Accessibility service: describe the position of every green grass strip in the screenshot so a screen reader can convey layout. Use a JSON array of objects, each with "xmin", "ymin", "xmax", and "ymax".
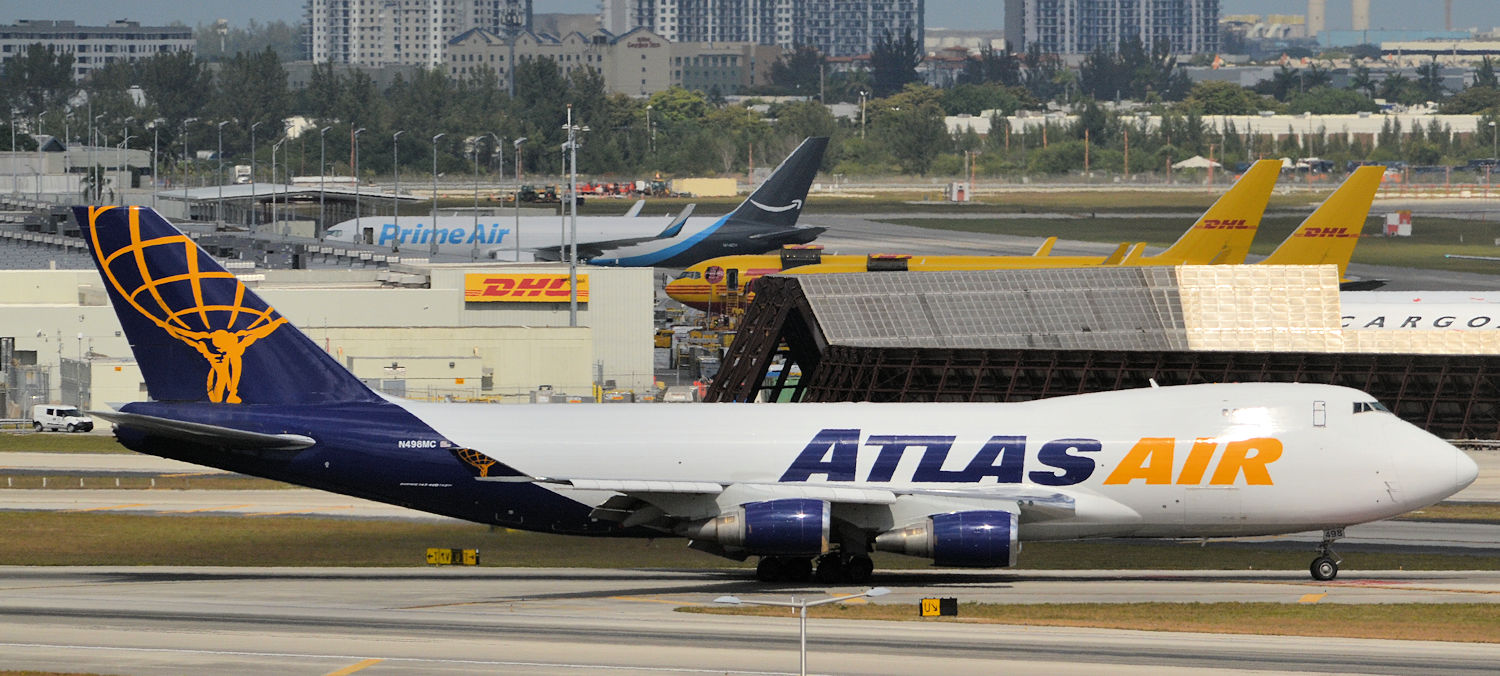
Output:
[{"xmin": 0, "ymin": 434, "xmax": 129, "ymax": 454}]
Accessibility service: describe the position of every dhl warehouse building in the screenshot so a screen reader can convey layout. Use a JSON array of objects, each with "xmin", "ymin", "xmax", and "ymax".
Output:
[{"xmin": 3, "ymin": 230, "xmax": 1500, "ymax": 443}]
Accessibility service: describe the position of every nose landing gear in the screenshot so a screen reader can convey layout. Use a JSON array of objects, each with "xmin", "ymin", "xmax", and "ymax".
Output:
[{"xmin": 1310, "ymin": 527, "xmax": 1344, "ymax": 581}]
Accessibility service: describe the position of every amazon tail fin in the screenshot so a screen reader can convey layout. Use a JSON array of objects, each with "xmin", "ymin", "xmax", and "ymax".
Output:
[
  {"xmin": 1138, "ymin": 159, "xmax": 1281, "ymax": 265},
  {"xmin": 1258, "ymin": 165, "xmax": 1383, "ymax": 281},
  {"xmin": 722, "ymin": 136, "xmax": 828, "ymax": 229},
  {"xmin": 75, "ymin": 205, "xmax": 377, "ymax": 405}
]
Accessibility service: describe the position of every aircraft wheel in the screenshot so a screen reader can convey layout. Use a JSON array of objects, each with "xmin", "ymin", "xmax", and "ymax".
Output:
[
  {"xmin": 755, "ymin": 557, "xmax": 783, "ymax": 582},
  {"xmin": 814, "ymin": 554, "xmax": 846, "ymax": 583},
  {"xmin": 1310, "ymin": 556, "xmax": 1338, "ymax": 581},
  {"xmin": 845, "ymin": 555, "xmax": 874, "ymax": 584},
  {"xmin": 785, "ymin": 557, "xmax": 813, "ymax": 583}
]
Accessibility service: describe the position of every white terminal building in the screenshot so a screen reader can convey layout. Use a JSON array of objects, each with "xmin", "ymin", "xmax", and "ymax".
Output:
[{"xmin": 0, "ymin": 259, "xmax": 654, "ymax": 416}]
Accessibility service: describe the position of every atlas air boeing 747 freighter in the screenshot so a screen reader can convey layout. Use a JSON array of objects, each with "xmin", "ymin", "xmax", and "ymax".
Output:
[{"xmin": 77, "ymin": 205, "xmax": 1474, "ymax": 583}]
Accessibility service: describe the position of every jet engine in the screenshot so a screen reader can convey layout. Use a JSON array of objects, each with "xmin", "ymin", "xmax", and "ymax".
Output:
[
  {"xmin": 874, "ymin": 510, "xmax": 1019, "ymax": 568},
  {"xmin": 683, "ymin": 498, "xmax": 830, "ymax": 556}
]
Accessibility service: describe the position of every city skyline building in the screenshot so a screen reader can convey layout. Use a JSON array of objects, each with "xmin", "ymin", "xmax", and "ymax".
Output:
[
  {"xmin": 0, "ymin": 19, "xmax": 194, "ymax": 80},
  {"xmin": 305, "ymin": 0, "xmax": 532, "ymax": 67},
  {"xmin": 1003, "ymin": 0, "xmax": 1218, "ymax": 55},
  {"xmin": 605, "ymin": 0, "xmax": 923, "ymax": 58}
]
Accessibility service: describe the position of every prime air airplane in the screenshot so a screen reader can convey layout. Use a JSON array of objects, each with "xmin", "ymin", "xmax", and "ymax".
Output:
[
  {"xmin": 78, "ymin": 205, "xmax": 1475, "ymax": 583},
  {"xmin": 322, "ymin": 137, "xmax": 828, "ymax": 268}
]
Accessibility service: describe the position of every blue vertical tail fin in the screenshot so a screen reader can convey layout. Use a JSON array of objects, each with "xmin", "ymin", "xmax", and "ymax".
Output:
[
  {"xmin": 76, "ymin": 205, "xmax": 379, "ymax": 404},
  {"xmin": 723, "ymin": 136, "xmax": 828, "ymax": 229}
]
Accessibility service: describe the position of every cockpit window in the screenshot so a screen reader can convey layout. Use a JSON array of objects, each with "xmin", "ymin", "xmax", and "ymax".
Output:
[
  {"xmin": 674, "ymin": 270, "xmax": 702, "ymax": 280},
  {"xmin": 1353, "ymin": 401, "xmax": 1390, "ymax": 414}
]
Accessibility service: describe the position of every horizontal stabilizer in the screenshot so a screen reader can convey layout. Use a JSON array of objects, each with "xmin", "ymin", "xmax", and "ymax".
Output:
[{"xmin": 90, "ymin": 409, "xmax": 316, "ymax": 451}]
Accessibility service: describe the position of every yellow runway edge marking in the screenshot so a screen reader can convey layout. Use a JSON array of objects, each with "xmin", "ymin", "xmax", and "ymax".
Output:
[
  {"xmin": 323, "ymin": 657, "xmax": 383, "ymax": 676},
  {"xmin": 1298, "ymin": 593, "xmax": 1327, "ymax": 604},
  {"xmin": 65, "ymin": 503, "xmax": 149, "ymax": 513}
]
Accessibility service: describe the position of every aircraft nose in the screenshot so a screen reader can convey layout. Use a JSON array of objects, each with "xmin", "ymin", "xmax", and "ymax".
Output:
[{"xmin": 1456, "ymin": 447, "xmax": 1479, "ymax": 492}]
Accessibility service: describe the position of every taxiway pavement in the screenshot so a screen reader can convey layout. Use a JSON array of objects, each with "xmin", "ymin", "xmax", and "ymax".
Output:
[{"xmin": 2, "ymin": 567, "xmax": 1499, "ymax": 675}]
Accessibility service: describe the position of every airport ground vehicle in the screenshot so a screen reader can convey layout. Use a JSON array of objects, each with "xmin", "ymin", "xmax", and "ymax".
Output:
[
  {"xmin": 31, "ymin": 404, "xmax": 93, "ymax": 432},
  {"xmin": 75, "ymin": 204, "xmax": 1475, "ymax": 583}
]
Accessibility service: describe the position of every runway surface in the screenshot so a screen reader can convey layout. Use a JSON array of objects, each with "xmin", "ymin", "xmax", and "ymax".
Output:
[{"xmin": 2, "ymin": 567, "xmax": 1499, "ymax": 675}]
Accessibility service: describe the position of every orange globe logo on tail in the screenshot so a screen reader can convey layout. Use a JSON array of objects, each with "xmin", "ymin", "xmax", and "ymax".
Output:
[{"xmin": 87, "ymin": 206, "xmax": 287, "ymax": 404}]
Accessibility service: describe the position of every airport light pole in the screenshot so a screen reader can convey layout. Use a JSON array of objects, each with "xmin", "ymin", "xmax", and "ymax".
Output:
[
  {"xmin": 431, "ymin": 132, "xmax": 444, "ymax": 256},
  {"xmin": 36, "ymin": 110, "xmax": 47, "ymax": 201},
  {"xmin": 860, "ymin": 90, "xmax": 870, "ymax": 139},
  {"xmin": 470, "ymin": 137, "xmax": 480, "ymax": 260},
  {"xmin": 117, "ymin": 131, "xmax": 134, "ymax": 206},
  {"xmin": 249, "ymin": 121, "xmax": 262, "ymax": 223},
  {"xmin": 392, "ymin": 130, "xmax": 404, "ymax": 252},
  {"xmin": 714, "ymin": 588, "xmax": 889, "ymax": 676},
  {"xmin": 216, "ymin": 121, "xmax": 229, "ymax": 223},
  {"xmin": 318, "ymin": 126, "xmax": 329, "ymax": 238},
  {"xmin": 562, "ymin": 107, "xmax": 589, "ymax": 327},
  {"xmin": 353, "ymin": 127, "xmax": 366, "ymax": 222},
  {"xmin": 150, "ymin": 119, "xmax": 162, "ymax": 210},
  {"xmin": 180, "ymin": 117, "xmax": 197, "ymax": 218},
  {"xmin": 271, "ymin": 137, "xmax": 285, "ymax": 228},
  {"xmin": 645, "ymin": 104, "xmax": 652, "ymax": 154},
  {"xmin": 512, "ymin": 136, "xmax": 526, "ymax": 262}
]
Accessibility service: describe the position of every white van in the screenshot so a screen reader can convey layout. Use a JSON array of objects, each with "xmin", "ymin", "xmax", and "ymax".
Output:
[{"xmin": 31, "ymin": 405, "xmax": 94, "ymax": 433}]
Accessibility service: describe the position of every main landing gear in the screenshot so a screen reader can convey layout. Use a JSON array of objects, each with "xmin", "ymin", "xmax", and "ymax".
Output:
[
  {"xmin": 1309, "ymin": 527, "xmax": 1344, "ymax": 581},
  {"xmin": 755, "ymin": 553, "xmax": 875, "ymax": 583}
]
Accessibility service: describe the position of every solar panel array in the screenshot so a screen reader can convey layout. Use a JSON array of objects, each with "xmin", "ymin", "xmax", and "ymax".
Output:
[{"xmin": 793, "ymin": 268, "xmax": 1191, "ymax": 351}]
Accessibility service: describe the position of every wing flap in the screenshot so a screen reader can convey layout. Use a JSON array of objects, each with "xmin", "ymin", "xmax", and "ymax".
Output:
[{"xmin": 90, "ymin": 410, "xmax": 316, "ymax": 451}]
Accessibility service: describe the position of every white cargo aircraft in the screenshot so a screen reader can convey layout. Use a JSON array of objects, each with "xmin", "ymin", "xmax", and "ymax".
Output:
[
  {"xmin": 1342, "ymin": 291, "xmax": 1500, "ymax": 330},
  {"xmin": 77, "ymin": 205, "xmax": 1478, "ymax": 584}
]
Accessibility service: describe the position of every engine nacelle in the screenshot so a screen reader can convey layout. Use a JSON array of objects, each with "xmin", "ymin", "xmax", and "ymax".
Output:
[
  {"xmin": 684, "ymin": 498, "xmax": 830, "ymax": 556},
  {"xmin": 874, "ymin": 510, "xmax": 1019, "ymax": 568}
]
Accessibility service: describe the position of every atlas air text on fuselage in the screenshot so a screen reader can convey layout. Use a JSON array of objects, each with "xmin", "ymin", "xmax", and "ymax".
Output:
[
  {"xmin": 779, "ymin": 429, "xmax": 1283, "ymax": 486},
  {"xmin": 378, "ymin": 223, "xmax": 510, "ymax": 247}
]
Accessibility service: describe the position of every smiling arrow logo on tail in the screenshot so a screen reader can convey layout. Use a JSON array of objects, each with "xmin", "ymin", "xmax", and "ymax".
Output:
[{"xmin": 749, "ymin": 199, "xmax": 803, "ymax": 213}]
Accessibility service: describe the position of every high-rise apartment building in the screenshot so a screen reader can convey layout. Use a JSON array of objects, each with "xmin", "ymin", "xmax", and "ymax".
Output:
[
  {"xmin": 306, "ymin": 0, "xmax": 532, "ymax": 67},
  {"xmin": 0, "ymin": 20, "xmax": 194, "ymax": 80},
  {"xmin": 608, "ymin": 0, "xmax": 922, "ymax": 58},
  {"xmin": 1003, "ymin": 0, "xmax": 1218, "ymax": 55}
]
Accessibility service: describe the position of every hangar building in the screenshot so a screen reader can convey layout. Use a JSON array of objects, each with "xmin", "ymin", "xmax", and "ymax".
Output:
[{"xmin": 709, "ymin": 266, "xmax": 1500, "ymax": 441}]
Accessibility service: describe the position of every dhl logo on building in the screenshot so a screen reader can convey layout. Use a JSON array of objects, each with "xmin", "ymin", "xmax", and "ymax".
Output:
[
  {"xmin": 1198, "ymin": 218, "xmax": 1251, "ymax": 229},
  {"xmin": 464, "ymin": 274, "xmax": 589, "ymax": 303},
  {"xmin": 1295, "ymin": 227, "xmax": 1357, "ymax": 238}
]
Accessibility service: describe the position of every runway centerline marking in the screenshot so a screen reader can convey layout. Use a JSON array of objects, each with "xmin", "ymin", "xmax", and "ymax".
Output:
[
  {"xmin": 0, "ymin": 641, "xmax": 792, "ymax": 674},
  {"xmin": 65, "ymin": 503, "xmax": 148, "ymax": 512},
  {"xmin": 1298, "ymin": 593, "xmax": 1327, "ymax": 604},
  {"xmin": 324, "ymin": 657, "xmax": 383, "ymax": 675}
]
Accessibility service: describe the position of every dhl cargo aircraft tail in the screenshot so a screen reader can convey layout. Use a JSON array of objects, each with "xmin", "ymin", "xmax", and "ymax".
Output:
[
  {"xmin": 1135, "ymin": 158, "xmax": 1282, "ymax": 266},
  {"xmin": 1258, "ymin": 165, "xmax": 1383, "ymax": 282}
]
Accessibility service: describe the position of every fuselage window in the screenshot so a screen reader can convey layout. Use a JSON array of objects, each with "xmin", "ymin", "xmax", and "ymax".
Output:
[{"xmin": 1353, "ymin": 401, "xmax": 1390, "ymax": 414}]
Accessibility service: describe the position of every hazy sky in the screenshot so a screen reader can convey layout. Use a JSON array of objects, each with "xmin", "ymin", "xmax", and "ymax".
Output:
[{"xmin": 0, "ymin": 1, "xmax": 1494, "ymax": 33}]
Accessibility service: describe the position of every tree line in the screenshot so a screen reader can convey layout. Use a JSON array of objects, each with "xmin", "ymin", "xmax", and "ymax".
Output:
[{"xmin": 2, "ymin": 34, "xmax": 1499, "ymax": 181}]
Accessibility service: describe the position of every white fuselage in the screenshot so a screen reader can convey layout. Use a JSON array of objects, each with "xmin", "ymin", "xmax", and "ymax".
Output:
[
  {"xmin": 324, "ymin": 213, "xmax": 686, "ymax": 260},
  {"xmin": 394, "ymin": 382, "xmax": 1474, "ymax": 541},
  {"xmin": 1342, "ymin": 291, "xmax": 1500, "ymax": 330}
]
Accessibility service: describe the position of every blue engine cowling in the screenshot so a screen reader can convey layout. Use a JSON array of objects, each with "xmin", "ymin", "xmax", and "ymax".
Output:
[
  {"xmin": 706, "ymin": 498, "xmax": 830, "ymax": 556},
  {"xmin": 874, "ymin": 510, "xmax": 1019, "ymax": 568}
]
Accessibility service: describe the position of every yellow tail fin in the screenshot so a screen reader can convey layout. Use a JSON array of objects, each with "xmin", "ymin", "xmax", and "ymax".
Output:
[
  {"xmin": 1100, "ymin": 242, "xmax": 1131, "ymax": 265},
  {"xmin": 1139, "ymin": 159, "xmax": 1282, "ymax": 265},
  {"xmin": 1034, "ymin": 236, "xmax": 1058, "ymax": 256},
  {"xmin": 1258, "ymin": 165, "xmax": 1383, "ymax": 281}
]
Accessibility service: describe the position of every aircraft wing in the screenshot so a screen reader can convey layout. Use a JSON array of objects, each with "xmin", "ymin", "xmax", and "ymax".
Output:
[{"xmin": 478, "ymin": 475, "xmax": 1082, "ymax": 522}]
